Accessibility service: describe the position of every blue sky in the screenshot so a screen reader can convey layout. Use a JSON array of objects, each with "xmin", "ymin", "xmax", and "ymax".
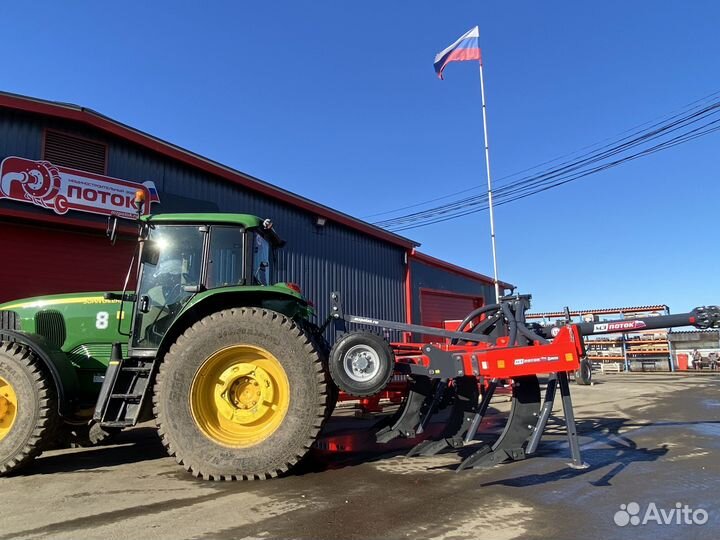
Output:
[{"xmin": 1, "ymin": 1, "xmax": 719, "ymax": 313}]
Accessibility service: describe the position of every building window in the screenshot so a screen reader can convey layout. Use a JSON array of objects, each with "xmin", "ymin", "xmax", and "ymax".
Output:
[{"xmin": 42, "ymin": 129, "xmax": 107, "ymax": 174}]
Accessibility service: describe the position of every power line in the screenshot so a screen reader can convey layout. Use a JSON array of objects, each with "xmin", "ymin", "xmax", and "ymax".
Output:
[
  {"xmin": 368, "ymin": 89, "xmax": 720, "ymax": 225},
  {"xmin": 389, "ymin": 118, "xmax": 720, "ymax": 232},
  {"xmin": 374, "ymin": 95, "xmax": 720, "ymax": 231},
  {"xmin": 379, "ymin": 100, "xmax": 720, "ymax": 227}
]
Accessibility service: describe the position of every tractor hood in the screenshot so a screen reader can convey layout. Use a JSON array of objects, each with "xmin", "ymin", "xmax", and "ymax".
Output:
[
  {"xmin": 0, "ymin": 283, "xmax": 313, "ymax": 353},
  {"xmin": 0, "ymin": 291, "xmax": 131, "ymax": 353},
  {"xmin": 0, "ymin": 291, "xmax": 123, "ymax": 313}
]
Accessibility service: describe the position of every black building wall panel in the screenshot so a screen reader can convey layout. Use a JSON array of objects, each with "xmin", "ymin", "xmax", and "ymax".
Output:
[
  {"xmin": 410, "ymin": 259, "xmax": 495, "ymax": 325},
  {"xmin": 0, "ymin": 110, "xmax": 42, "ymax": 160},
  {"xmin": 0, "ymin": 110, "xmax": 406, "ymax": 336}
]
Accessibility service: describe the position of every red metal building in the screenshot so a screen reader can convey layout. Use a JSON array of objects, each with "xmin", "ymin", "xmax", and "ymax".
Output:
[{"xmin": 0, "ymin": 91, "xmax": 511, "ymax": 330}]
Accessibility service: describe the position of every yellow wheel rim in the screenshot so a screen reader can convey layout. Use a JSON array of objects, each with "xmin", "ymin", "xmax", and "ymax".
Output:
[
  {"xmin": 0, "ymin": 376, "xmax": 18, "ymax": 442},
  {"xmin": 190, "ymin": 345, "xmax": 290, "ymax": 448}
]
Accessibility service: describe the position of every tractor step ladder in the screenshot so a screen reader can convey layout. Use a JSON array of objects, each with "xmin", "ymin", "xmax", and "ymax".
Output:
[{"xmin": 93, "ymin": 343, "xmax": 156, "ymax": 427}]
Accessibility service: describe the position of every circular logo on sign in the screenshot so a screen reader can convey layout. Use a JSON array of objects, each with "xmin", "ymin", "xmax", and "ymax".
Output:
[{"xmin": 54, "ymin": 194, "xmax": 69, "ymax": 215}]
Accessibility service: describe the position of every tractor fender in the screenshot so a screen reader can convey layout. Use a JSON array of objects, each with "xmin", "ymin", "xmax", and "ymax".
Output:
[
  {"xmin": 157, "ymin": 290, "xmax": 311, "ymax": 359},
  {"xmin": 131, "ymin": 290, "xmax": 311, "ymax": 424},
  {"xmin": 0, "ymin": 329, "xmax": 80, "ymax": 417}
]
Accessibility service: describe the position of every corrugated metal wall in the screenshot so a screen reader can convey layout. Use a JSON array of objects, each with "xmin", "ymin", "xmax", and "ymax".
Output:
[
  {"xmin": 0, "ymin": 110, "xmax": 407, "ymax": 336},
  {"xmin": 410, "ymin": 259, "xmax": 495, "ymax": 325},
  {"xmin": 0, "ymin": 109, "xmax": 42, "ymax": 163},
  {"xmin": 0, "ymin": 220, "xmax": 136, "ymax": 302}
]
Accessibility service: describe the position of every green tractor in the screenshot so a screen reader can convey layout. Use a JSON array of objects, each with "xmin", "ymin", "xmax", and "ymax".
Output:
[{"xmin": 0, "ymin": 211, "xmax": 335, "ymax": 480}]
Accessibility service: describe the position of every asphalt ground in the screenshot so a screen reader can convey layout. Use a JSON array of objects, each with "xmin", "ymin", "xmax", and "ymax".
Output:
[{"xmin": 1, "ymin": 373, "xmax": 719, "ymax": 540}]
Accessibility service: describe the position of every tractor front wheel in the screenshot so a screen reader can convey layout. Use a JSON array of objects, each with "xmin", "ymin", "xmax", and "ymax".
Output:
[
  {"xmin": 153, "ymin": 308, "xmax": 329, "ymax": 480},
  {"xmin": 0, "ymin": 342, "xmax": 60, "ymax": 475}
]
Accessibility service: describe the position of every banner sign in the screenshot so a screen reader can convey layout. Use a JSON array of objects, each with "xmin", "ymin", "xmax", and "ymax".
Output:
[
  {"xmin": 593, "ymin": 320, "xmax": 647, "ymax": 333},
  {"xmin": 0, "ymin": 156, "xmax": 160, "ymax": 219}
]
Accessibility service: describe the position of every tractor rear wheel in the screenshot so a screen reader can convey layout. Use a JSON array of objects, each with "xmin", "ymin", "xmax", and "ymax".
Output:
[
  {"xmin": 153, "ymin": 308, "xmax": 329, "ymax": 480},
  {"xmin": 0, "ymin": 342, "xmax": 60, "ymax": 475},
  {"xmin": 300, "ymin": 320, "xmax": 338, "ymax": 418}
]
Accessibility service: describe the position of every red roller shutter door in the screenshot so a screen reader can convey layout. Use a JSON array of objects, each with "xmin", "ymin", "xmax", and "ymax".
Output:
[
  {"xmin": 420, "ymin": 289, "xmax": 484, "ymax": 342},
  {"xmin": 0, "ymin": 221, "xmax": 135, "ymax": 304}
]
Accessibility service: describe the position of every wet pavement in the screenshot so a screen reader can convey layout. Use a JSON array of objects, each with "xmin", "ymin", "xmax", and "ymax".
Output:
[{"xmin": 1, "ymin": 373, "xmax": 719, "ymax": 540}]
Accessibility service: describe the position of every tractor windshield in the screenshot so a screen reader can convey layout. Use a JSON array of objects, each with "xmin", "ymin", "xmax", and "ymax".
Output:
[{"xmin": 132, "ymin": 225, "xmax": 204, "ymax": 349}]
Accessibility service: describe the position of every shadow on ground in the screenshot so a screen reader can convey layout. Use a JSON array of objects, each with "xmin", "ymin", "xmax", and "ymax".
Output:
[
  {"xmin": 16, "ymin": 411, "xmax": 720, "ymax": 484},
  {"xmin": 16, "ymin": 427, "xmax": 167, "ymax": 476}
]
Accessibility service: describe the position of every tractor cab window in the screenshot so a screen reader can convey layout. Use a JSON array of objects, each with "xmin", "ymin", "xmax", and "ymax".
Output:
[
  {"xmin": 132, "ymin": 225, "xmax": 205, "ymax": 350},
  {"xmin": 252, "ymin": 233, "xmax": 271, "ymax": 286},
  {"xmin": 207, "ymin": 227, "xmax": 245, "ymax": 288}
]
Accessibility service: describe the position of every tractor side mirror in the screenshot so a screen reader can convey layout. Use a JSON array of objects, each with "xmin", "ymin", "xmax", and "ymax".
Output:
[
  {"xmin": 141, "ymin": 240, "xmax": 161, "ymax": 266},
  {"xmin": 183, "ymin": 284, "xmax": 204, "ymax": 293},
  {"xmin": 106, "ymin": 216, "xmax": 118, "ymax": 246}
]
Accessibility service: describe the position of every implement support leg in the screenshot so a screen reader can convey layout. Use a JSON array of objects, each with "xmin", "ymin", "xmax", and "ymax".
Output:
[{"xmin": 557, "ymin": 371, "xmax": 589, "ymax": 470}]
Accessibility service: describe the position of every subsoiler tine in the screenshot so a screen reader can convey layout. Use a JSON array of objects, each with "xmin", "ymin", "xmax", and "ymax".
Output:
[
  {"xmin": 375, "ymin": 376, "xmax": 433, "ymax": 444},
  {"xmin": 526, "ymin": 375, "xmax": 557, "ymax": 455},
  {"xmin": 456, "ymin": 375, "xmax": 541, "ymax": 471},
  {"xmin": 407, "ymin": 376, "xmax": 479, "ymax": 457},
  {"xmin": 464, "ymin": 379, "xmax": 498, "ymax": 444},
  {"xmin": 416, "ymin": 379, "xmax": 448, "ymax": 435},
  {"xmin": 406, "ymin": 438, "xmax": 451, "ymax": 458}
]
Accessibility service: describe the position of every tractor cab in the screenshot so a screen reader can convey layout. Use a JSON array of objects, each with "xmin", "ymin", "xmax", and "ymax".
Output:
[{"xmin": 129, "ymin": 213, "xmax": 285, "ymax": 350}]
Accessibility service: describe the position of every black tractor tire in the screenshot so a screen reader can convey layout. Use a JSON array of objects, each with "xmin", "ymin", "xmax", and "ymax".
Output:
[
  {"xmin": 0, "ymin": 341, "xmax": 61, "ymax": 475},
  {"xmin": 328, "ymin": 332, "xmax": 395, "ymax": 397},
  {"xmin": 324, "ymin": 376, "xmax": 340, "ymax": 418},
  {"xmin": 299, "ymin": 320, "xmax": 338, "ymax": 418},
  {"xmin": 153, "ymin": 308, "xmax": 329, "ymax": 481},
  {"xmin": 575, "ymin": 357, "xmax": 593, "ymax": 386}
]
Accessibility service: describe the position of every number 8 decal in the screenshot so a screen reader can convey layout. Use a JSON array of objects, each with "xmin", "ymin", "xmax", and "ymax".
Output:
[{"xmin": 96, "ymin": 311, "xmax": 109, "ymax": 330}]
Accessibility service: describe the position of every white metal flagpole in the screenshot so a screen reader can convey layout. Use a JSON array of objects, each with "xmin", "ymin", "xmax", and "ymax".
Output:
[{"xmin": 477, "ymin": 60, "xmax": 501, "ymax": 302}]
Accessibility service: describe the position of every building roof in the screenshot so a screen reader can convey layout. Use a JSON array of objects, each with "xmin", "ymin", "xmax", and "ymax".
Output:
[
  {"xmin": 0, "ymin": 91, "xmax": 418, "ymax": 249},
  {"xmin": 527, "ymin": 304, "xmax": 669, "ymax": 319},
  {"xmin": 411, "ymin": 250, "xmax": 514, "ymax": 290}
]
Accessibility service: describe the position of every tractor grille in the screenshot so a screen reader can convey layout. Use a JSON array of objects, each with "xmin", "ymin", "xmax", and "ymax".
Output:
[{"xmin": 35, "ymin": 310, "xmax": 67, "ymax": 348}]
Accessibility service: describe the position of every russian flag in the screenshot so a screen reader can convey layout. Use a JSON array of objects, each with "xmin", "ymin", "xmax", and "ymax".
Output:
[
  {"xmin": 143, "ymin": 181, "xmax": 161, "ymax": 204},
  {"xmin": 434, "ymin": 26, "xmax": 481, "ymax": 80}
]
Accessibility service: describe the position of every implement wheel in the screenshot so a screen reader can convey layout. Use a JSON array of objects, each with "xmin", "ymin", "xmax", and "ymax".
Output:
[
  {"xmin": 328, "ymin": 332, "xmax": 394, "ymax": 397},
  {"xmin": 0, "ymin": 342, "xmax": 60, "ymax": 475},
  {"xmin": 575, "ymin": 357, "xmax": 593, "ymax": 386},
  {"xmin": 153, "ymin": 308, "xmax": 329, "ymax": 480}
]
